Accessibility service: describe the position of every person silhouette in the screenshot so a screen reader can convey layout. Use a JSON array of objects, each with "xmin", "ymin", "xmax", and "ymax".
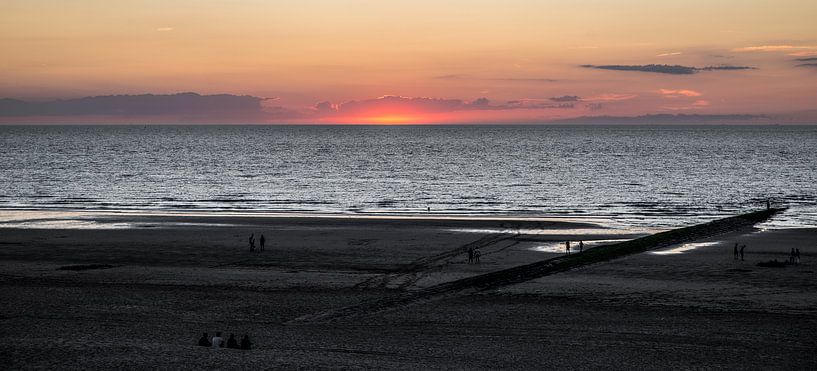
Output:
[
  {"xmin": 733, "ymin": 243, "xmax": 739, "ymax": 260},
  {"xmin": 241, "ymin": 334, "xmax": 253, "ymax": 350},
  {"xmin": 790, "ymin": 248, "xmax": 796, "ymax": 264},
  {"xmin": 795, "ymin": 248, "xmax": 801, "ymax": 264},
  {"xmin": 740, "ymin": 245, "xmax": 746, "ymax": 261},
  {"xmin": 579, "ymin": 241, "xmax": 584, "ymax": 253},
  {"xmin": 766, "ymin": 199, "xmax": 771, "ymax": 210},
  {"xmin": 226, "ymin": 333, "xmax": 239, "ymax": 348},
  {"xmin": 212, "ymin": 332, "xmax": 224, "ymax": 348},
  {"xmin": 475, "ymin": 249, "xmax": 481, "ymax": 264},
  {"xmin": 249, "ymin": 234, "xmax": 255, "ymax": 252},
  {"xmin": 198, "ymin": 332, "xmax": 211, "ymax": 347},
  {"xmin": 467, "ymin": 247, "xmax": 474, "ymax": 264},
  {"xmin": 260, "ymin": 234, "xmax": 265, "ymax": 252},
  {"xmin": 566, "ymin": 240, "xmax": 571, "ymax": 255}
]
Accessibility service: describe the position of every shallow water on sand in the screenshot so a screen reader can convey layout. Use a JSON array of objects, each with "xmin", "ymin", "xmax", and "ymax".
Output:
[{"xmin": 1, "ymin": 125, "xmax": 815, "ymax": 228}]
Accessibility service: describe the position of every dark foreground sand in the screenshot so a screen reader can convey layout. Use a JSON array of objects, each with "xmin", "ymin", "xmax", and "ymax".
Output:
[{"xmin": 1, "ymin": 212, "xmax": 815, "ymax": 369}]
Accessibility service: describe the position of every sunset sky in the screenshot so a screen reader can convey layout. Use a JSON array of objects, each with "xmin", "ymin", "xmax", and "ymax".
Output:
[{"xmin": 2, "ymin": 0, "xmax": 817, "ymax": 123}]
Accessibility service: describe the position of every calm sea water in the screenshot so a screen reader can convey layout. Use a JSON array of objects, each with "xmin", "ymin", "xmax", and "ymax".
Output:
[{"xmin": 1, "ymin": 125, "xmax": 815, "ymax": 227}]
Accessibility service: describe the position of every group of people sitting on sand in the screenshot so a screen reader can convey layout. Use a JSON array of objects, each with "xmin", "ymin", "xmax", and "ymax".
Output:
[
  {"xmin": 467, "ymin": 247, "xmax": 481, "ymax": 264},
  {"xmin": 249, "ymin": 233, "xmax": 266, "ymax": 252},
  {"xmin": 565, "ymin": 240, "xmax": 584, "ymax": 254},
  {"xmin": 198, "ymin": 332, "xmax": 252, "ymax": 350}
]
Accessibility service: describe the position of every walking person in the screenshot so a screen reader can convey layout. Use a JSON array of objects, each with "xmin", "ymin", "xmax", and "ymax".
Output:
[
  {"xmin": 259, "ymin": 234, "xmax": 265, "ymax": 252},
  {"xmin": 740, "ymin": 245, "xmax": 746, "ymax": 261}
]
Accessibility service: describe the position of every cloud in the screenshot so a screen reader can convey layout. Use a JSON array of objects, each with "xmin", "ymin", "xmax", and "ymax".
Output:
[
  {"xmin": 584, "ymin": 93, "xmax": 637, "ymax": 102},
  {"xmin": 797, "ymin": 63, "xmax": 817, "ymax": 68},
  {"xmin": 789, "ymin": 51, "xmax": 817, "ymax": 57},
  {"xmin": 551, "ymin": 114, "xmax": 766, "ymax": 124},
  {"xmin": 581, "ymin": 64, "xmax": 755, "ymax": 75},
  {"xmin": 733, "ymin": 45, "xmax": 817, "ymax": 52},
  {"xmin": 656, "ymin": 52, "xmax": 682, "ymax": 57},
  {"xmin": 795, "ymin": 57, "xmax": 817, "ymax": 62},
  {"xmin": 0, "ymin": 93, "xmax": 265, "ymax": 120},
  {"xmin": 312, "ymin": 95, "xmax": 578, "ymax": 117},
  {"xmin": 659, "ymin": 89, "xmax": 703, "ymax": 97},
  {"xmin": 491, "ymin": 77, "xmax": 558, "ymax": 83},
  {"xmin": 549, "ymin": 95, "xmax": 581, "ymax": 102},
  {"xmin": 433, "ymin": 74, "xmax": 467, "ymax": 80},
  {"xmin": 156, "ymin": 27, "xmax": 174, "ymax": 32}
]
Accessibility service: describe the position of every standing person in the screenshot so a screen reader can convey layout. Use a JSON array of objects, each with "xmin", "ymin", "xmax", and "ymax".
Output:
[
  {"xmin": 740, "ymin": 245, "xmax": 746, "ymax": 261},
  {"xmin": 566, "ymin": 240, "xmax": 571, "ymax": 255},
  {"xmin": 467, "ymin": 247, "xmax": 474, "ymax": 264},
  {"xmin": 259, "ymin": 234, "xmax": 265, "ymax": 252},
  {"xmin": 212, "ymin": 332, "xmax": 224, "ymax": 348},
  {"xmin": 241, "ymin": 334, "xmax": 252, "ymax": 350},
  {"xmin": 790, "ymin": 248, "xmax": 796, "ymax": 264},
  {"xmin": 795, "ymin": 248, "xmax": 801, "ymax": 265},
  {"xmin": 766, "ymin": 199, "xmax": 771, "ymax": 210},
  {"xmin": 475, "ymin": 249, "xmax": 481, "ymax": 264},
  {"xmin": 249, "ymin": 234, "xmax": 255, "ymax": 252},
  {"xmin": 579, "ymin": 241, "xmax": 584, "ymax": 253},
  {"xmin": 226, "ymin": 334, "xmax": 239, "ymax": 348},
  {"xmin": 733, "ymin": 243, "xmax": 739, "ymax": 260},
  {"xmin": 198, "ymin": 332, "xmax": 211, "ymax": 347}
]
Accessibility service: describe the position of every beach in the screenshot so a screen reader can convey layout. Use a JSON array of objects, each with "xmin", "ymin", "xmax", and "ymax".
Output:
[{"xmin": 1, "ymin": 211, "xmax": 816, "ymax": 369}]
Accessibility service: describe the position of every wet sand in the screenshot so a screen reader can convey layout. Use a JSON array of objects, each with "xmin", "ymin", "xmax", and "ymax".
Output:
[{"xmin": 1, "ymin": 213, "xmax": 815, "ymax": 369}]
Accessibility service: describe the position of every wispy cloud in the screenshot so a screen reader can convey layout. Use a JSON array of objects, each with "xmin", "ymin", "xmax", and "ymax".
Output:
[
  {"xmin": 797, "ymin": 63, "xmax": 817, "ymax": 68},
  {"xmin": 733, "ymin": 45, "xmax": 817, "ymax": 52},
  {"xmin": 790, "ymin": 51, "xmax": 817, "ymax": 57},
  {"xmin": 581, "ymin": 64, "xmax": 755, "ymax": 75},
  {"xmin": 549, "ymin": 95, "xmax": 581, "ymax": 102},
  {"xmin": 584, "ymin": 93, "xmax": 637, "ymax": 102},
  {"xmin": 656, "ymin": 52, "xmax": 682, "ymax": 57},
  {"xmin": 491, "ymin": 77, "xmax": 558, "ymax": 83},
  {"xmin": 433, "ymin": 74, "xmax": 467, "ymax": 80},
  {"xmin": 156, "ymin": 27, "xmax": 174, "ymax": 32},
  {"xmin": 659, "ymin": 89, "xmax": 703, "ymax": 97}
]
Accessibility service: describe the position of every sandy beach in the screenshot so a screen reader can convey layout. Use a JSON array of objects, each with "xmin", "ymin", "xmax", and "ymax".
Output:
[{"xmin": 1, "ymin": 211, "xmax": 815, "ymax": 369}]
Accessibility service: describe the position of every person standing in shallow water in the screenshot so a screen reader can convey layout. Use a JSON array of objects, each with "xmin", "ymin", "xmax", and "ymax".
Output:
[
  {"xmin": 740, "ymin": 245, "xmax": 746, "ymax": 261},
  {"xmin": 211, "ymin": 332, "xmax": 224, "ymax": 348},
  {"xmin": 226, "ymin": 334, "xmax": 239, "ymax": 348},
  {"xmin": 198, "ymin": 332, "xmax": 211, "ymax": 347},
  {"xmin": 249, "ymin": 234, "xmax": 255, "ymax": 252},
  {"xmin": 467, "ymin": 247, "xmax": 474, "ymax": 264},
  {"xmin": 241, "ymin": 334, "xmax": 252, "ymax": 350},
  {"xmin": 565, "ymin": 240, "xmax": 571, "ymax": 255},
  {"xmin": 579, "ymin": 241, "xmax": 584, "ymax": 253},
  {"xmin": 259, "ymin": 234, "xmax": 265, "ymax": 252}
]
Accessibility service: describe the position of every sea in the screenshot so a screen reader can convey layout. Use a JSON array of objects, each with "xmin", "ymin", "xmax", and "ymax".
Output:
[{"xmin": 1, "ymin": 124, "xmax": 815, "ymax": 228}]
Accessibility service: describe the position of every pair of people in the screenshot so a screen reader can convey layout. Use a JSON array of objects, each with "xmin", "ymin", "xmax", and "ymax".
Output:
[
  {"xmin": 249, "ymin": 233, "xmax": 266, "ymax": 252},
  {"xmin": 789, "ymin": 248, "xmax": 801, "ymax": 264},
  {"xmin": 733, "ymin": 243, "xmax": 747, "ymax": 261},
  {"xmin": 198, "ymin": 332, "xmax": 252, "ymax": 350},
  {"xmin": 565, "ymin": 241, "xmax": 583, "ymax": 254},
  {"xmin": 467, "ymin": 247, "xmax": 481, "ymax": 264}
]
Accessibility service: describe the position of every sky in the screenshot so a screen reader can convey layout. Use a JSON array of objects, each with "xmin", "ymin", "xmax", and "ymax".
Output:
[{"xmin": 1, "ymin": 0, "xmax": 817, "ymax": 123}]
